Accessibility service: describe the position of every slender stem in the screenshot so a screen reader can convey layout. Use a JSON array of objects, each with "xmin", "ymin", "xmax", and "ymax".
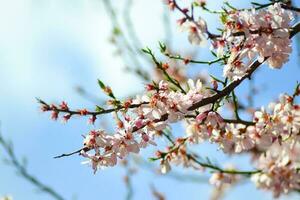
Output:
[
  {"xmin": 187, "ymin": 155, "xmax": 261, "ymax": 176},
  {"xmin": 143, "ymin": 48, "xmax": 186, "ymax": 94},
  {"xmin": 161, "ymin": 131, "xmax": 175, "ymax": 145},
  {"xmin": 232, "ymin": 90, "xmax": 241, "ymax": 120},
  {"xmin": 38, "ymin": 98, "xmax": 147, "ymax": 117},
  {"xmin": 163, "ymin": 52, "xmax": 226, "ymax": 65},
  {"xmin": 172, "ymin": 0, "xmax": 218, "ymax": 39},
  {"xmin": 157, "ymin": 132, "xmax": 260, "ymax": 176}
]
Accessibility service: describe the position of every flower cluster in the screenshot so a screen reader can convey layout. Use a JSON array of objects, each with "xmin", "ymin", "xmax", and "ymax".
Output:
[
  {"xmin": 186, "ymin": 94, "xmax": 300, "ymax": 153},
  {"xmin": 38, "ymin": 0, "xmax": 300, "ymax": 198},
  {"xmin": 209, "ymin": 170, "xmax": 238, "ymax": 189},
  {"xmin": 80, "ymin": 79, "xmax": 212, "ymax": 172},
  {"xmin": 156, "ymin": 138, "xmax": 202, "ymax": 174},
  {"xmin": 186, "ymin": 112, "xmax": 255, "ymax": 153},
  {"xmin": 209, "ymin": 169, "xmax": 239, "ymax": 200},
  {"xmin": 180, "ymin": 18, "xmax": 208, "ymax": 46},
  {"xmin": 251, "ymin": 142, "xmax": 300, "ymax": 198},
  {"xmin": 212, "ymin": 3, "xmax": 294, "ymax": 79}
]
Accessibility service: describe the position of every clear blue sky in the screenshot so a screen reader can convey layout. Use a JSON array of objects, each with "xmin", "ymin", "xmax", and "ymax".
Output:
[{"xmin": 0, "ymin": 0, "xmax": 299, "ymax": 199}]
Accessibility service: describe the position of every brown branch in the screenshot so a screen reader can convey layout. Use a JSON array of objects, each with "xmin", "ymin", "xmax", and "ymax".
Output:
[
  {"xmin": 39, "ymin": 23, "xmax": 300, "ymax": 121},
  {"xmin": 53, "ymin": 147, "xmax": 89, "ymax": 159},
  {"xmin": 188, "ymin": 58, "xmax": 263, "ymax": 111}
]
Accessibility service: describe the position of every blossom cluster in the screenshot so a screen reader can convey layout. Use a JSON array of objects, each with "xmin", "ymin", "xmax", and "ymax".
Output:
[
  {"xmin": 80, "ymin": 79, "xmax": 213, "ymax": 172},
  {"xmin": 186, "ymin": 94, "xmax": 300, "ymax": 153},
  {"xmin": 214, "ymin": 3, "xmax": 294, "ymax": 79},
  {"xmin": 251, "ymin": 142, "xmax": 300, "ymax": 197},
  {"xmin": 175, "ymin": 2, "xmax": 294, "ymax": 80},
  {"xmin": 38, "ymin": 0, "xmax": 300, "ymax": 198},
  {"xmin": 185, "ymin": 93, "xmax": 300, "ymax": 196}
]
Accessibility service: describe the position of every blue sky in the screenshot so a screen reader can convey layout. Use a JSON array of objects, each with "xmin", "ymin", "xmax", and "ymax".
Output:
[{"xmin": 0, "ymin": 0, "xmax": 299, "ymax": 199}]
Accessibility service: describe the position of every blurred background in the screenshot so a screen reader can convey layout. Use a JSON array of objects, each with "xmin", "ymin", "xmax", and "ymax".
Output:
[{"xmin": 0, "ymin": 0, "xmax": 299, "ymax": 199}]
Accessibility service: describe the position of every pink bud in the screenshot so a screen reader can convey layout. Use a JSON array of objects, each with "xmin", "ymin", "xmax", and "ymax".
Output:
[
  {"xmin": 59, "ymin": 101, "xmax": 69, "ymax": 110},
  {"xmin": 135, "ymin": 119, "xmax": 144, "ymax": 129},
  {"xmin": 145, "ymin": 84, "xmax": 155, "ymax": 91},
  {"xmin": 51, "ymin": 111, "xmax": 59, "ymax": 120},
  {"xmin": 63, "ymin": 114, "xmax": 71, "ymax": 122},
  {"xmin": 196, "ymin": 112, "xmax": 208, "ymax": 123},
  {"xmin": 142, "ymin": 133, "xmax": 149, "ymax": 142},
  {"xmin": 212, "ymin": 80, "xmax": 218, "ymax": 90},
  {"xmin": 88, "ymin": 115, "xmax": 97, "ymax": 124}
]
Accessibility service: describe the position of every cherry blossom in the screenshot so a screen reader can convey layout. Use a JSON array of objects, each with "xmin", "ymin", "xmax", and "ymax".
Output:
[
  {"xmin": 38, "ymin": 0, "xmax": 300, "ymax": 198},
  {"xmin": 214, "ymin": 3, "xmax": 294, "ymax": 80},
  {"xmin": 251, "ymin": 143, "xmax": 300, "ymax": 198}
]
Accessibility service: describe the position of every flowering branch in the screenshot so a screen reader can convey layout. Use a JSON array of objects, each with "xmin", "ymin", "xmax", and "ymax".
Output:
[
  {"xmin": 153, "ymin": 133, "xmax": 260, "ymax": 176},
  {"xmin": 39, "ymin": 1, "xmax": 300, "ymax": 198},
  {"xmin": 37, "ymin": 98, "xmax": 147, "ymax": 123},
  {"xmin": 159, "ymin": 42, "xmax": 227, "ymax": 65}
]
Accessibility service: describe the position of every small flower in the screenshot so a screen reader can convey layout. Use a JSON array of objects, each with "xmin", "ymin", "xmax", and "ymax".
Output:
[
  {"xmin": 162, "ymin": 63, "xmax": 169, "ymax": 70},
  {"xmin": 59, "ymin": 101, "xmax": 69, "ymax": 110},
  {"xmin": 62, "ymin": 114, "xmax": 71, "ymax": 122},
  {"xmin": 160, "ymin": 159, "xmax": 171, "ymax": 174},
  {"xmin": 196, "ymin": 111, "xmax": 208, "ymax": 123},
  {"xmin": 88, "ymin": 115, "xmax": 97, "ymax": 124},
  {"xmin": 209, "ymin": 172, "xmax": 236, "ymax": 188},
  {"xmin": 51, "ymin": 111, "xmax": 59, "ymax": 120}
]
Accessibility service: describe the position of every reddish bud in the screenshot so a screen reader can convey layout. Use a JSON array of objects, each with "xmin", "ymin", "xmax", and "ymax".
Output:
[
  {"xmin": 182, "ymin": 8, "xmax": 189, "ymax": 14},
  {"xmin": 104, "ymin": 86, "xmax": 112, "ymax": 95},
  {"xmin": 78, "ymin": 109, "xmax": 88, "ymax": 115},
  {"xmin": 146, "ymin": 84, "xmax": 155, "ymax": 91},
  {"xmin": 233, "ymin": 60, "xmax": 242, "ymax": 68},
  {"xmin": 190, "ymin": 26, "xmax": 197, "ymax": 33},
  {"xmin": 162, "ymin": 63, "xmax": 169, "ymax": 70},
  {"xmin": 63, "ymin": 114, "xmax": 71, "ymax": 122},
  {"xmin": 212, "ymin": 80, "xmax": 218, "ymax": 90},
  {"xmin": 88, "ymin": 115, "xmax": 97, "ymax": 124},
  {"xmin": 123, "ymin": 99, "xmax": 133, "ymax": 109},
  {"xmin": 217, "ymin": 40, "xmax": 225, "ymax": 47},
  {"xmin": 40, "ymin": 104, "xmax": 50, "ymax": 112},
  {"xmin": 117, "ymin": 120, "xmax": 124, "ymax": 128},
  {"xmin": 183, "ymin": 58, "xmax": 190, "ymax": 65},
  {"xmin": 142, "ymin": 133, "xmax": 149, "ymax": 142},
  {"xmin": 51, "ymin": 111, "xmax": 59, "ymax": 120},
  {"xmin": 196, "ymin": 111, "xmax": 208, "ymax": 123},
  {"xmin": 155, "ymin": 151, "xmax": 162, "ymax": 158},
  {"xmin": 177, "ymin": 18, "xmax": 187, "ymax": 26},
  {"xmin": 50, "ymin": 104, "xmax": 57, "ymax": 110},
  {"xmin": 60, "ymin": 101, "xmax": 69, "ymax": 110},
  {"xmin": 236, "ymin": 22, "xmax": 243, "ymax": 30},
  {"xmin": 135, "ymin": 119, "xmax": 144, "ymax": 129},
  {"xmin": 169, "ymin": 2, "xmax": 175, "ymax": 10},
  {"xmin": 176, "ymin": 137, "xmax": 185, "ymax": 144},
  {"xmin": 198, "ymin": 0, "xmax": 206, "ymax": 7},
  {"xmin": 286, "ymin": 96, "xmax": 293, "ymax": 103}
]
